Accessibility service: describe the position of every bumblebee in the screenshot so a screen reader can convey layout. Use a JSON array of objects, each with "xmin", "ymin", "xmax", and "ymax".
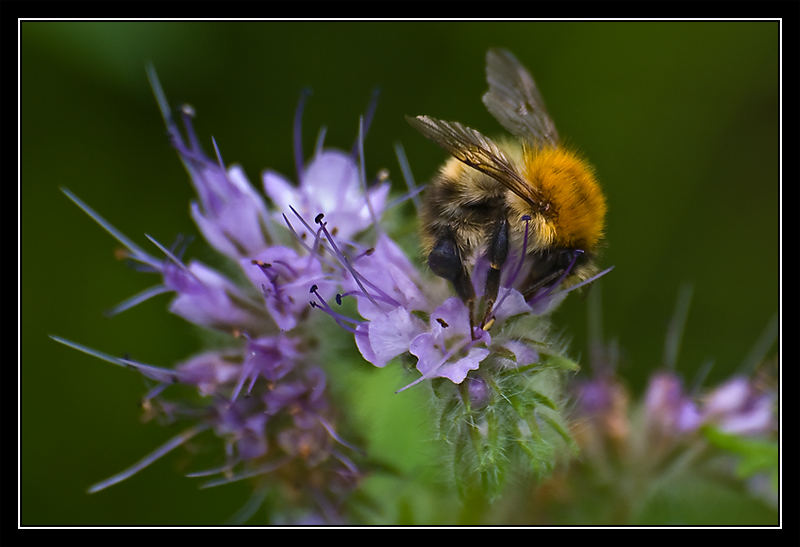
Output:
[{"xmin": 407, "ymin": 48, "xmax": 607, "ymax": 328}]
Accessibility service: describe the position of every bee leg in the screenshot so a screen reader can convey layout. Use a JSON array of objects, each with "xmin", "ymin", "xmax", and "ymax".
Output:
[
  {"xmin": 482, "ymin": 218, "xmax": 509, "ymax": 329},
  {"xmin": 428, "ymin": 233, "xmax": 477, "ymax": 334}
]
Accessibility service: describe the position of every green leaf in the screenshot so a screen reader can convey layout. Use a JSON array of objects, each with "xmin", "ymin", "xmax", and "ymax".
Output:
[
  {"xmin": 702, "ymin": 426, "xmax": 778, "ymax": 482},
  {"xmin": 528, "ymin": 389, "xmax": 558, "ymax": 411},
  {"xmin": 538, "ymin": 352, "xmax": 581, "ymax": 372}
]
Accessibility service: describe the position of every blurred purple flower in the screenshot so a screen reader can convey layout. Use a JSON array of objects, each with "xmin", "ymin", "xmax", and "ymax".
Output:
[
  {"xmin": 643, "ymin": 371, "xmax": 703, "ymax": 435},
  {"xmin": 702, "ymin": 376, "xmax": 775, "ymax": 435}
]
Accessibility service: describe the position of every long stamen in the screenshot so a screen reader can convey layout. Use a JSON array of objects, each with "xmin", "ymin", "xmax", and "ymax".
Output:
[
  {"xmin": 547, "ymin": 266, "xmax": 615, "ymax": 300},
  {"xmin": 199, "ymin": 457, "xmax": 291, "ymax": 489},
  {"xmin": 384, "ymin": 185, "xmax": 426, "ymax": 211},
  {"xmin": 305, "ymin": 224, "xmax": 325, "ymax": 269},
  {"xmin": 88, "ymin": 424, "xmax": 209, "ymax": 493},
  {"xmin": 50, "ymin": 336, "xmax": 181, "ymax": 384},
  {"xmin": 309, "ymin": 285, "xmax": 361, "ymax": 333},
  {"xmin": 294, "ymin": 88, "xmax": 312, "ymax": 185},
  {"xmin": 313, "ymin": 216, "xmax": 379, "ymax": 308},
  {"xmin": 738, "ymin": 313, "xmax": 779, "ymax": 375},
  {"xmin": 144, "ymin": 233, "xmax": 195, "ymax": 277},
  {"xmin": 314, "ymin": 126, "xmax": 328, "ymax": 156},
  {"xmin": 61, "ymin": 188, "xmax": 160, "ymax": 269},
  {"xmin": 178, "ymin": 104, "xmax": 201, "ymax": 153},
  {"xmin": 315, "ymin": 217, "xmax": 401, "ymax": 309},
  {"xmin": 281, "ymin": 213, "xmax": 338, "ymax": 271},
  {"xmin": 281, "ymin": 210, "xmax": 346, "ymax": 270},
  {"xmin": 318, "ymin": 417, "xmax": 360, "ymax": 452},
  {"xmin": 533, "ymin": 249, "xmax": 583, "ymax": 302},
  {"xmin": 351, "ymin": 87, "xmax": 380, "ymax": 158},
  {"xmin": 142, "ymin": 382, "xmax": 169, "ymax": 403},
  {"xmin": 663, "ymin": 283, "xmax": 694, "ymax": 370},
  {"xmin": 230, "ymin": 356, "xmax": 256, "ymax": 402},
  {"xmin": 144, "ymin": 234, "xmax": 208, "ymax": 289},
  {"xmin": 105, "ymin": 284, "xmax": 171, "ymax": 317},
  {"xmin": 357, "ymin": 116, "xmax": 380, "ymax": 235},
  {"xmin": 185, "ymin": 461, "xmax": 239, "ymax": 478},
  {"xmin": 331, "ymin": 449, "xmax": 359, "ymax": 475},
  {"xmin": 211, "ymin": 136, "xmax": 226, "ymax": 172},
  {"xmin": 225, "ymin": 488, "xmax": 269, "ymax": 525},
  {"xmin": 394, "ymin": 142, "xmax": 422, "ymax": 212}
]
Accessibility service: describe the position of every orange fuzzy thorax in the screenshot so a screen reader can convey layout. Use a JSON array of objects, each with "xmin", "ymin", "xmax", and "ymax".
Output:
[{"xmin": 517, "ymin": 145, "xmax": 606, "ymax": 250}]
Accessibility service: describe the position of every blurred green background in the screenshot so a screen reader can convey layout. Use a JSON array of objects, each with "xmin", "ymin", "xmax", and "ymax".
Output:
[{"xmin": 21, "ymin": 21, "xmax": 779, "ymax": 525}]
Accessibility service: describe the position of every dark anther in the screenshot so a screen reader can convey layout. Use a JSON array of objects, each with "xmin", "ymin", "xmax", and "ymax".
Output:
[
  {"xmin": 335, "ymin": 293, "xmax": 343, "ymax": 305},
  {"xmin": 436, "ymin": 317, "xmax": 449, "ymax": 328},
  {"xmin": 365, "ymin": 248, "xmax": 375, "ymax": 256},
  {"xmin": 314, "ymin": 213, "xmax": 325, "ymax": 224},
  {"xmin": 309, "ymin": 301, "xmax": 318, "ymax": 308},
  {"xmin": 309, "ymin": 284, "xmax": 319, "ymax": 293},
  {"xmin": 521, "ymin": 214, "xmax": 531, "ymax": 221}
]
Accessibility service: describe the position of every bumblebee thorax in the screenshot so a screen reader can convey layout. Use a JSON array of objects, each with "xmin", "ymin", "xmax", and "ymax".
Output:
[{"xmin": 509, "ymin": 145, "xmax": 606, "ymax": 251}]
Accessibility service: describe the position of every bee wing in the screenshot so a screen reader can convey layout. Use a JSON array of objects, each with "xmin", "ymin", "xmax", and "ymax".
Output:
[
  {"xmin": 482, "ymin": 48, "xmax": 559, "ymax": 147},
  {"xmin": 406, "ymin": 114, "xmax": 541, "ymax": 206}
]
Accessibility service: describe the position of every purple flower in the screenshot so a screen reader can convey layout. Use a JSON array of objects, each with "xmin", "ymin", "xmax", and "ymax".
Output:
[
  {"xmin": 354, "ymin": 307, "xmax": 427, "ymax": 368},
  {"xmin": 163, "ymin": 259, "xmax": 267, "ymax": 333},
  {"xmin": 643, "ymin": 371, "xmax": 703, "ymax": 435},
  {"xmin": 52, "ymin": 70, "xmax": 377, "ymax": 522},
  {"xmin": 701, "ymin": 376, "xmax": 775, "ymax": 435},
  {"xmin": 263, "ymin": 149, "xmax": 390, "ymax": 242},
  {"xmin": 153, "ymin": 93, "xmax": 273, "ymax": 260},
  {"xmin": 304, "ymin": 214, "xmax": 605, "ymax": 392},
  {"xmin": 242, "ymin": 245, "xmax": 337, "ymax": 331},
  {"xmin": 406, "ymin": 297, "xmax": 491, "ymax": 388},
  {"xmin": 341, "ymin": 232, "xmax": 430, "ymax": 320}
]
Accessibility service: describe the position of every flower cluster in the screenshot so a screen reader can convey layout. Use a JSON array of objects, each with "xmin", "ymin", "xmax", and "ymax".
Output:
[
  {"xmin": 509, "ymin": 294, "xmax": 780, "ymax": 525},
  {"xmin": 54, "ymin": 67, "xmax": 612, "ymax": 522},
  {"xmin": 52, "ymin": 71, "xmax": 385, "ymax": 523}
]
